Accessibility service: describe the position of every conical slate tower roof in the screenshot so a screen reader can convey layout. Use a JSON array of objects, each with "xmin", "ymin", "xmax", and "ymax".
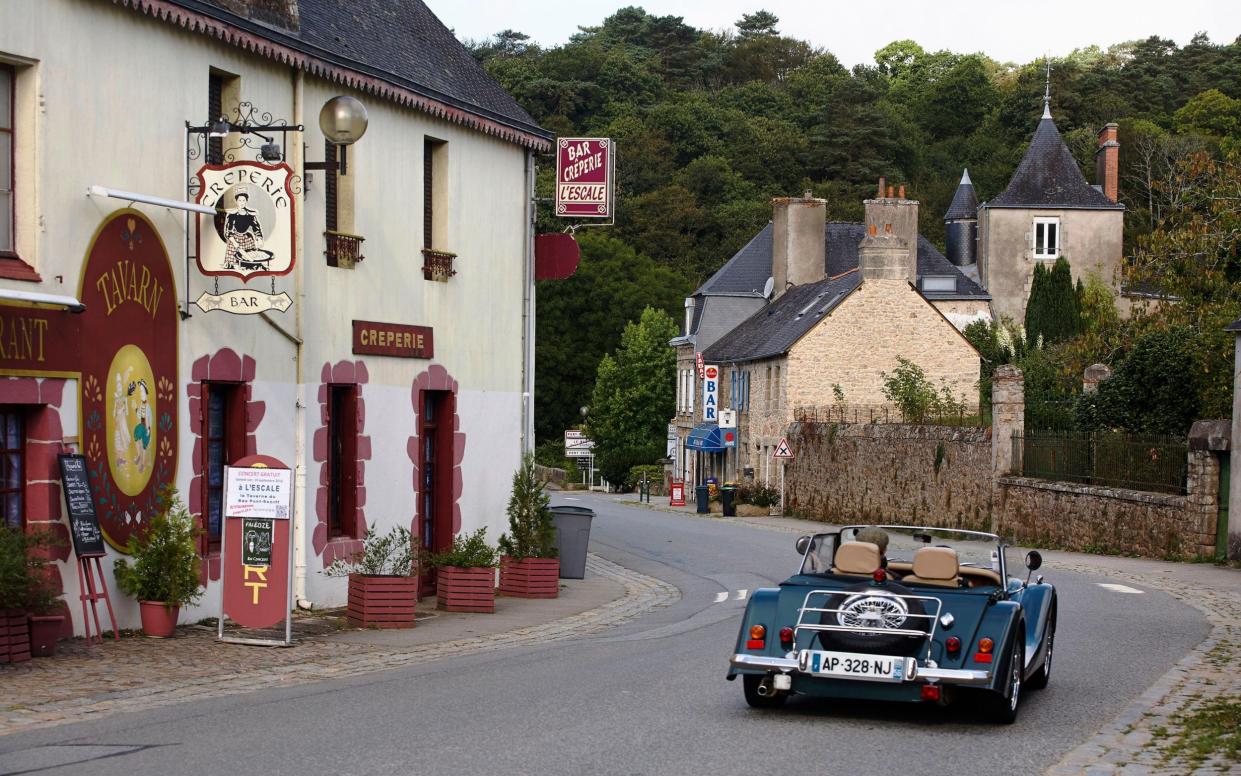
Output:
[
  {"xmin": 944, "ymin": 169, "xmax": 978, "ymax": 220},
  {"xmin": 986, "ymin": 111, "xmax": 1122, "ymax": 209}
]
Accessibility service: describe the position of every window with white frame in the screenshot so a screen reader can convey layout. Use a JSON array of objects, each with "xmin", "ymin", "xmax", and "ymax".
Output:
[{"xmin": 1033, "ymin": 217, "xmax": 1060, "ymax": 259}]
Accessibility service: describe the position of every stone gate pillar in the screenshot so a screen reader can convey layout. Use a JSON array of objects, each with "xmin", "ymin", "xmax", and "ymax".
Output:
[{"xmin": 991, "ymin": 365, "xmax": 1024, "ymax": 478}]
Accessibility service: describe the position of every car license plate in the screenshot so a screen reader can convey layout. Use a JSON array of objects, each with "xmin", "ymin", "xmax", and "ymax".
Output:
[{"xmin": 802, "ymin": 650, "xmax": 907, "ymax": 682}]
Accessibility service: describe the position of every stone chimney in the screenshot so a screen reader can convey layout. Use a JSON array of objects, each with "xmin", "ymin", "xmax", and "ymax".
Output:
[
  {"xmin": 772, "ymin": 192, "xmax": 827, "ymax": 299},
  {"xmin": 861, "ymin": 186, "xmax": 919, "ymax": 284},
  {"xmin": 1095, "ymin": 123, "xmax": 1120, "ymax": 203}
]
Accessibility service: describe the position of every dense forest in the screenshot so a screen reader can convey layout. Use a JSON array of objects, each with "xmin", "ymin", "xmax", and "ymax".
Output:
[{"xmin": 462, "ymin": 8, "xmax": 1241, "ymax": 442}]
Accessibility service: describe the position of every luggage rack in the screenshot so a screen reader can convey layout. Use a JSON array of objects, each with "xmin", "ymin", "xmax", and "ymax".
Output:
[{"xmin": 793, "ymin": 588, "xmax": 943, "ymax": 660}]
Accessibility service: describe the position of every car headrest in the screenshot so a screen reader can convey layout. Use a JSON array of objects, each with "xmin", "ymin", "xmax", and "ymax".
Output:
[
  {"xmin": 912, "ymin": 546, "xmax": 959, "ymax": 580},
  {"xmin": 835, "ymin": 541, "xmax": 881, "ymax": 575}
]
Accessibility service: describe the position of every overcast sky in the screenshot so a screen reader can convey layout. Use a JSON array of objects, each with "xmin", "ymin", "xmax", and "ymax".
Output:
[{"xmin": 431, "ymin": 0, "xmax": 1241, "ymax": 68}]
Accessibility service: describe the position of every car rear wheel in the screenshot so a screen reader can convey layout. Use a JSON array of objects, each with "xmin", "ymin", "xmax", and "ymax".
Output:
[
  {"xmin": 742, "ymin": 674, "xmax": 787, "ymax": 709},
  {"xmin": 988, "ymin": 639, "xmax": 1024, "ymax": 724},
  {"xmin": 1027, "ymin": 608, "xmax": 1055, "ymax": 690}
]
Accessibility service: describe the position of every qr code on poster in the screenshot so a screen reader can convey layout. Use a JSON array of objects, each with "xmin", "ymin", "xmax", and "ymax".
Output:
[{"xmin": 275, "ymin": 504, "xmax": 288, "ymax": 518}]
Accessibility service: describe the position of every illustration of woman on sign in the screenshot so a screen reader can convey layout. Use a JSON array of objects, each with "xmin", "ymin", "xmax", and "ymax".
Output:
[
  {"xmin": 112, "ymin": 370, "xmax": 133, "ymax": 466},
  {"xmin": 129, "ymin": 379, "xmax": 151, "ymax": 473},
  {"xmin": 222, "ymin": 189, "xmax": 272, "ymax": 270}
]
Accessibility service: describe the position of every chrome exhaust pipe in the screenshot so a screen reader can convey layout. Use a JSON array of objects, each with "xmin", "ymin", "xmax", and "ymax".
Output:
[{"xmin": 756, "ymin": 678, "xmax": 774, "ymax": 697}]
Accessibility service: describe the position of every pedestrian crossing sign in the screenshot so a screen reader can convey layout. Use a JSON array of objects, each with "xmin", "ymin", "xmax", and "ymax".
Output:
[{"xmin": 773, "ymin": 437, "xmax": 794, "ymax": 459}]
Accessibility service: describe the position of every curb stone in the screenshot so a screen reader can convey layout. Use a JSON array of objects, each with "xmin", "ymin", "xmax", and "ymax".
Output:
[{"xmin": 0, "ymin": 554, "xmax": 679, "ymax": 737}]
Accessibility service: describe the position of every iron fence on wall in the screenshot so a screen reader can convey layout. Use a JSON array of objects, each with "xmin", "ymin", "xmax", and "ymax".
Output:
[
  {"xmin": 793, "ymin": 405, "xmax": 990, "ymax": 427},
  {"xmin": 1012, "ymin": 430, "xmax": 1188, "ymax": 495}
]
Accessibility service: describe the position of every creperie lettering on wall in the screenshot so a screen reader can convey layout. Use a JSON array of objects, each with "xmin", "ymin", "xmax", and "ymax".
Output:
[{"xmin": 359, "ymin": 328, "xmax": 426, "ymax": 351}]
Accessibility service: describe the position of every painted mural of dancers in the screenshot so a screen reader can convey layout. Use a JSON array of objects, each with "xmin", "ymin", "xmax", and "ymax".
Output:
[
  {"xmin": 129, "ymin": 379, "xmax": 151, "ymax": 473},
  {"xmin": 112, "ymin": 369, "xmax": 133, "ymax": 466}
]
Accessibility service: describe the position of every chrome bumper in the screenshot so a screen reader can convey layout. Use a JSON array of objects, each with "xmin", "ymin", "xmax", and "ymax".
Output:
[{"xmin": 730, "ymin": 653, "xmax": 991, "ymax": 686}]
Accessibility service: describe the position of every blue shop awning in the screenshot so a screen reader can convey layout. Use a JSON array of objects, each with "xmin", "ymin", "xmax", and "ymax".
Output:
[{"xmin": 685, "ymin": 423, "xmax": 735, "ymax": 452}]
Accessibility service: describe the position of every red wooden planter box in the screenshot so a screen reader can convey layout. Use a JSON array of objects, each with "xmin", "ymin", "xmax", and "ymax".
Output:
[
  {"xmin": 347, "ymin": 574, "xmax": 418, "ymax": 629},
  {"xmin": 0, "ymin": 609, "xmax": 31, "ymax": 664},
  {"xmin": 437, "ymin": 566, "xmax": 495, "ymax": 613},
  {"xmin": 499, "ymin": 556, "xmax": 560, "ymax": 599}
]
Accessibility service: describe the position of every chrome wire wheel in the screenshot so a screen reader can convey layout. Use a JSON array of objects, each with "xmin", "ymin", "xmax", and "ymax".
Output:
[
  {"xmin": 1008, "ymin": 647, "xmax": 1022, "ymax": 713},
  {"xmin": 837, "ymin": 593, "xmax": 909, "ymax": 631}
]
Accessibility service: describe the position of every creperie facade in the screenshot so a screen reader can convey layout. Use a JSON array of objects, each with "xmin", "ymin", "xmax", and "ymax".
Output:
[{"xmin": 0, "ymin": 0, "xmax": 551, "ymax": 636}]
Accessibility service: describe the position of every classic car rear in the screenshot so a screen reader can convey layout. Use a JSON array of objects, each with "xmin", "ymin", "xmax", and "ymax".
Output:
[{"xmin": 727, "ymin": 526, "xmax": 1056, "ymax": 723}]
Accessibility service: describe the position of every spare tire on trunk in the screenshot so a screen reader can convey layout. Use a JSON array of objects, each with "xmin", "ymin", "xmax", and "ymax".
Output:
[{"xmin": 816, "ymin": 581, "xmax": 930, "ymax": 656}]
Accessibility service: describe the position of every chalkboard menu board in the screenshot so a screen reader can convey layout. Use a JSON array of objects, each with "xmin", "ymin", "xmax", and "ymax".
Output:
[{"xmin": 58, "ymin": 454, "xmax": 106, "ymax": 557}]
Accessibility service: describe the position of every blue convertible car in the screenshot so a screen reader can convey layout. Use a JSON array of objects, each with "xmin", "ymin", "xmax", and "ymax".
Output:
[{"xmin": 727, "ymin": 525, "xmax": 1056, "ymax": 723}]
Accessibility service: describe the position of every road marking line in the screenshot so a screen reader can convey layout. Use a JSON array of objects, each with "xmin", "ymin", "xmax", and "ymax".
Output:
[
  {"xmin": 714, "ymin": 592, "xmax": 728, "ymax": 603},
  {"xmin": 735, "ymin": 589, "xmax": 748, "ymax": 601},
  {"xmin": 1097, "ymin": 583, "xmax": 1144, "ymax": 594}
]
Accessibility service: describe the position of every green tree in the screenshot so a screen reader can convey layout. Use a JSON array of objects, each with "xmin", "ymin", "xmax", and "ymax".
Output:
[
  {"xmin": 584, "ymin": 307, "xmax": 679, "ymax": 486},
  {"xmin": 535, "ymin": 233, "xmax": 689, "ymax": 443},
  {"xmin": 1025, "ymin": 257, "xmax": 1082, "ymax": 346},
  {"xmin": 1075, "ymin": 326, "xmax": 1203, "ymax": 434}
]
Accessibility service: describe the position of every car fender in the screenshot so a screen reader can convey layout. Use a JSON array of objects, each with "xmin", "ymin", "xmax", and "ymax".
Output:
[
  {"xmin": 728, "ymin": 587, "xmax": 782, "ymax": 678},
  {"xmin": 975, "ymin": 600, "xmax": 1022, "ymax": 694}
]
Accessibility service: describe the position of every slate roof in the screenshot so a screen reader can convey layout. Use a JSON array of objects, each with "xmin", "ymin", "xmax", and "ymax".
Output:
[
  {"xmin": 150, "ymin": 0, "xmax": 550, "ymax": 144},
  {"xmin": 944, "ymin": 169, "xmax": 978, "ymax": 220},
  {"xmin": 985, "ymin": 114, "xmax": 1121, "ymax": 210},
  {"xmin": 702, "ymin": 272, "xmax": 862, "ymax": 364},
  {"xmin": 695, "ymin": 222, "xmax": 987, "ymax": 300}
]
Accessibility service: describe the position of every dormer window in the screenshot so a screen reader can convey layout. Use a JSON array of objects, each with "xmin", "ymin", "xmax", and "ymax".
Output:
[
  {"xmin": 1033, "ymin": 217, "xmax": 1060, "ymax": 259},
  {"xmin": 921, "ymin": 275, "xmax": 956, "ymax": 293}
]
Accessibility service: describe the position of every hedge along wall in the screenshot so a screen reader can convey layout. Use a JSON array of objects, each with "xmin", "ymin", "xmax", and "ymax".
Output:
[{"xmin": 784, "ymin": 422, "xmax": 994, "ymax": 532}]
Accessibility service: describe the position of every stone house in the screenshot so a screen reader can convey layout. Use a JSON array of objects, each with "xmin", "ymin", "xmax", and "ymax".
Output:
[
  {"xmin": 0, "ymin": 0, "xmax": 549, "ymax": 634},
  {"xmin": 673, "ymin": 192, "xmax": 985, "ymax": 488},
  {"xmin": 964, "ymin": 100, "xmax": 1125, "ymax": 322}
]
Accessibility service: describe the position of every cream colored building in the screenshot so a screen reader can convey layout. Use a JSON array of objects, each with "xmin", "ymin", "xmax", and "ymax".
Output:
[{"xmin": 0, "ymin": 0, "xmax": 549, "ymax": 634}]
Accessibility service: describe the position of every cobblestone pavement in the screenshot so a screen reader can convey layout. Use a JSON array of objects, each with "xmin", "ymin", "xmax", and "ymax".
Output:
[
  {"xmin": 615, "ymin": 496, "xmax": 1241, "ymax": 775},
  {"xmin": 0, "ymin": 554, "xmax": 678, "ymax": 737}
]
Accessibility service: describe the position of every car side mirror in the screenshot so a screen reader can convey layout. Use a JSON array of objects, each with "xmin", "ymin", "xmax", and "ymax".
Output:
[
  {"xmin": 795, "ymin": 535, "xmax": 812, "ymax": 556},
  {"xmin": 1025, "ymin": 550, "xmax": 1043, "ymax": 571}
]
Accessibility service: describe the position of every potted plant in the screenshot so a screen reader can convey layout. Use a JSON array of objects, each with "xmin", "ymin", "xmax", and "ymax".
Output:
[
  {"xmin": 0, "ymin": 525, "xmax": 63, "ymax": 662},
  {"xmin": 113, "ymin": 486, "xmax": 203, "ymax": 638},
  {"xmin": 498, "ymin": 453, "xmax": 559, "ymax": 599},
  {"xmin": 324, "ymin": 525, "xmax": 417, "ymax": 629},
  {"xmin": 429, "ymin": 528, "xmax": 498, "ymax": 613}
]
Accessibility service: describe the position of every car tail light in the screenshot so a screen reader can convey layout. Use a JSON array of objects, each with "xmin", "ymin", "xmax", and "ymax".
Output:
[
  {"xmin": 946, "ymin": 636, "xmax": 961, "ymax": 655},
  {"xmin": 921, "ymin": 684, "xmax": 942, "ymax": 702},
  {"xmin": 747, "ymin": 624, "xmax": 766, "ymax": 650},
  {"xmin": 973, "ymin": 636, "xmax": 994, "ymax": 663},
  {"xmin": 779, "ymin": 627, "xmax": 795, "ymax": 649},
  {"xmin": 872, "ymin": 568, "xmax": 886, "ymax": 583}
]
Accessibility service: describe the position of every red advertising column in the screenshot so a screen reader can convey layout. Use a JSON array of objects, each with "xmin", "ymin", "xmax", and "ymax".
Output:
[
  {"xmin": 669, "ymin": 479, "xmax": 685, "ymax": 507},
  {"xmin": 218, "ymin": 454, "xmax": 295, "ymax": 646}
]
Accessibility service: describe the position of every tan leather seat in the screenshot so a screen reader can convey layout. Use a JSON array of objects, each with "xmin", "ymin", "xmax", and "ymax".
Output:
[
  {"xmin": 901, "ymin": 547, "xmax": 962, "ymax": 588},
  {"xmin": 830, "ymin": 541, "xmax": 882, "ymax": 577}
]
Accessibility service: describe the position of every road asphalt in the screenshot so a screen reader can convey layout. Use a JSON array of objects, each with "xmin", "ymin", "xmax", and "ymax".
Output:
[{"xmin": 0, "ymin": 492, "xmax": 1229, "ymax": 776}]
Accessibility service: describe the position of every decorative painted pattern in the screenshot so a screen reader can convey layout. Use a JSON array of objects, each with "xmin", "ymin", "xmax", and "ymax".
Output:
[
  {"xmin": 312, "ymin": 360, "xmax": 370, "ymax": 566},
  {"xmin": 407, "ymin": 365, "xmax": 465, "ymax": 541},
  {"xmin": 186, "ymin": 349, "xmax": 265, "ymax": 582}
]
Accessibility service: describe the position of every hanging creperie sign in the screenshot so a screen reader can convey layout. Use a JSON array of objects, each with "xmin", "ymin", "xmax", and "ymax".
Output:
[{"xmin": 555, "ymin": 138, "xmax": 613, "ymax": 219}]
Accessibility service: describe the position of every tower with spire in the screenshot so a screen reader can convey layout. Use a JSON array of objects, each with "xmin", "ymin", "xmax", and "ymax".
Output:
[
  {"xmin": 944, "ymin": 169, "xmax": 978, "ymax": 269},
  {"xmin": 974, "ymin": 70, "xmax": 1125, "ymax": 322}
]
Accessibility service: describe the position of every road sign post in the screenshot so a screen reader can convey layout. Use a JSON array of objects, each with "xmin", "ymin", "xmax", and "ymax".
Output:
[{"xmin": 773, "ymin": 437, "xmax": 794, "ymax": 516}]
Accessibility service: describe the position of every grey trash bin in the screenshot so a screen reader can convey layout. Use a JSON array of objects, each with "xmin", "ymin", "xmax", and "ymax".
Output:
[{"xmin": 550, "ymin": 505, "xmax": 594, "ymax": 579}]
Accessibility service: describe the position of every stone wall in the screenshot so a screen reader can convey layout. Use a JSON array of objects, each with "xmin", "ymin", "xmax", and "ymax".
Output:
[
  {"xmin": 996, "ymin": 452, "xmax": 1217, "ymax": 560},
  {"xmin": 785, "ymin": 421, "xmax": 994, "ymax": 531},
  {"xmin": 783, "ymin": 367, "xmax": 1225, "ymax": 560}
]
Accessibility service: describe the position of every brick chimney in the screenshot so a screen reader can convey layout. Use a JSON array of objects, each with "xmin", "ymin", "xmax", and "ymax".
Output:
[
  {"xmin": 1095, "ymin": 123, "xmax": 1119, "ymax": 203},
  {"xmin": 862, "ymin": 186, "xmax": 919, "ymax": 284},
  {"xmin": 772, "ymin": 192, "xmax": 827, "ymax": 298}
]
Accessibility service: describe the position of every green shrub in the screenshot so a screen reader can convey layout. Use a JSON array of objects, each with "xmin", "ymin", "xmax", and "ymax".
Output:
[
  {"xmin": 745, "ymin": 484, "xmax": 781, "ymax": 508},
  {"xmin": 0, "ymin": 525, "xmax": 60, "ymax": 611},
  {"xmin": 113, "ymin": 486, "xmax": 202, "ymax": 608},
  {"xmin": 498, "ymin": 454, "xmax": 557, "ymax": 559},
  {"xmin": 428, "ymin": 528, "xmax": 498, "ymax": 569},
  {"xmin": 323, "ymin": 525, "xmax": 414, "ymax": 577},
  {"xmin": 625, "ymin": 464, "xmax": 663, "ymax": 491},
  {"xmin": 881, "ymin": 357, "xmax": 966, "ymax": 422}
]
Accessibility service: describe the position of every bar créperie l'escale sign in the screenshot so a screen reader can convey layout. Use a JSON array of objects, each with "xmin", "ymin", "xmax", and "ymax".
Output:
[{"xmin": 555, "ymin": 138, "xmax": 613, "ymax": 219}]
